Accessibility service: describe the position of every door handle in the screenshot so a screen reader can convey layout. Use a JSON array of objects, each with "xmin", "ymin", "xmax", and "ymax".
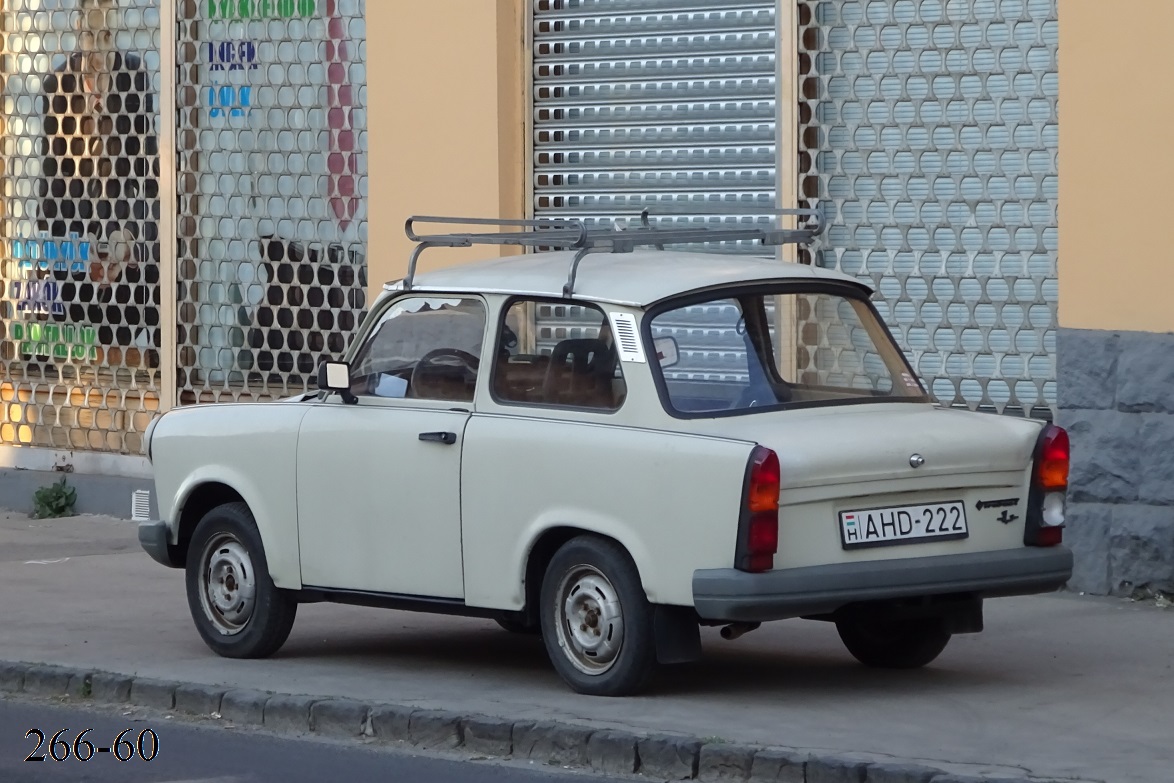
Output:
[{"xmin": 419, "ymin": 431, "xmax": 457, "ymax": 445}]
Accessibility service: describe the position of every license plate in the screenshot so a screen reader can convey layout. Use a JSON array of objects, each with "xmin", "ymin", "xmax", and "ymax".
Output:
[{"xmin": 839, "ymin": 501, "xmax": 968, "ymax": 550}]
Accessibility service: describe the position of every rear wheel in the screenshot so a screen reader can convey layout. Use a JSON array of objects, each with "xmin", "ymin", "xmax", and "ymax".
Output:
[
  {"xmin": 540, "ymin": 535, "xmax": 657, "ymax": 696},
  {"xmin": 836, "ymin": 616, "xmax": 951, "ymax": 669},
  {"xmin": 185, "ymin": 502, "xmax": 296, "ymax": 658}
]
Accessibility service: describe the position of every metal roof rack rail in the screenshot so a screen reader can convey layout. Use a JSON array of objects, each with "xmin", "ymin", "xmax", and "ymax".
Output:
[{"xmin": 402, "ymin": 207, "xmax": 824, "ymax": 297}]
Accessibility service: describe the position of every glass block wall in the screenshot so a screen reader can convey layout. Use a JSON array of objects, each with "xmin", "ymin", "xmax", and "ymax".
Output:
[
  {"xmin": 175, "ymin": 0, "xmax": 368, "ymax": 404},
  {"xmin": 0, "ymin": 0, "xmax": 162, "ymax": 453}
]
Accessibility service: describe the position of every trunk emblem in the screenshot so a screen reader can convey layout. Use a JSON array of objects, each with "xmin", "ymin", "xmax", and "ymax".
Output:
[{"xmin": 909, "ymin": 454, "xmax": 925, "ymax": 468}]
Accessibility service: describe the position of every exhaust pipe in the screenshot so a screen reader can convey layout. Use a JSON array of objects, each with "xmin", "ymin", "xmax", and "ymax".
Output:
[{"xmin": 720, "ymin": 622, "xmax": 760, "ymax": 641}]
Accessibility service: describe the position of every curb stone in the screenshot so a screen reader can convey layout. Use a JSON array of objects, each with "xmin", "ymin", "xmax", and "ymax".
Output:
[
  {"xmin": 587, "ymin": 730, "xmax": 638, "ymax": 775},
  {"xmin": 174, "ymin": 683, "xmax": 225, "ymax": 717},
  {"xmin": 750, "ymin": 749, "xmax": 808, "ymax": 782},
  {"xmin": 639, "ymin": 734, "xmax": 702, "ymax": 780},
  {"xmin": 867, "ymin": 763, "xmax": 940, "ymax": 783},
  {"xmin": 370, "ymin": 703, "xmax": 415, "ymax": 742},
  {"xmin": 90, "ymin": 673, "xmax": 132, "ymax": 703},
  {"xmin": 23, "ymin": 665, "xmax": 73, "ymax": 696},
  {"xmin": 310, "ymin": 699, "xmax": 370, "ymax": 738},
  {"xmin": 219, "ymin": 688, "xmax": 270, "ymax": 725},
  {"xmin": 699, "ymin": 743, "xmax": 757, "ymax": 781},
  {"xmin": 129, "ymin": 678, "xmax": 178, "ymax": 710},
  {"xmin": 407, "ymin": 708, "xmax": 462, "ymax": 749},
  {"xmin": 67, "ymin": 671, "xmax": 93, "ymax": 699},
  {"xmin": 263, "ymin": 694, "xmax": 318, "ymax": 735},
  {"xmin": 0, "ymin": 663, "xmax": 25, "ymax": 692},
  {"xmin": 513, "ymin": 721, "xmax": 592, "ymax": 767},
  {"xmin": 461, "ymin": 715, "xmax": 514, "ymax": 757},
  {"xmin": 808, "ymin": 756, "xmax": 869, "ymax": 783},
  {"xmin": 0, "ymin": 661, "xmax": 1098, "ymax": 783}
]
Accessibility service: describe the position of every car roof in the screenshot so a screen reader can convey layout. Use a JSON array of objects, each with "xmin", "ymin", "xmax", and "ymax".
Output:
[{"xmin": 387, "ymin": 249, "xmax": 871, "ymax": 308}]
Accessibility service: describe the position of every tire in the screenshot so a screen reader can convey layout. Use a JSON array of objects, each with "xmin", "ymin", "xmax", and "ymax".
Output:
[
  {"xmin": 495, "ymin": 617, "xmax": 541, "ymax": 635},
  {"xmin": 836, "ymin": 616, "xmax": 951, "ymax": 669},
  {"xmin": 185, "ymin": 502, "xmax": 297, "ymax": 659},
  {"xmin": 539, "ymin": 535, "xmax": 657, "ymax": 696}
]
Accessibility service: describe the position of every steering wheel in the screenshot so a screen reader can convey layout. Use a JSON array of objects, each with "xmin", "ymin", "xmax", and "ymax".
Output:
[{"xmin": 410, "ymin": 348, "xmax": 480, "ymax": 399}]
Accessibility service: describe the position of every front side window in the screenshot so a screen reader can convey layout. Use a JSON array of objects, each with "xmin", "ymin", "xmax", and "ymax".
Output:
[
  {"xmin": 493, "ymin": 299, "xmax": 626, "ymax": 410},
  {"xmin": 649, "ymin": 288, "xmax": 927, "ymax": 415},
  {"xmin": 348, "ymin": 296, "xmax": 485, "ymax": 402}
]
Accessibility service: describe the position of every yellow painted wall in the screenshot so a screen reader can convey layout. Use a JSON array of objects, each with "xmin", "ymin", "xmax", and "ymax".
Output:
[
  {"xmin": 366, "ymin": 0, "xmax": 525, "ymax": 293},
  {"xmin": 1060, "ymin": 1, "xmax": 1174, "ymax": 333}
]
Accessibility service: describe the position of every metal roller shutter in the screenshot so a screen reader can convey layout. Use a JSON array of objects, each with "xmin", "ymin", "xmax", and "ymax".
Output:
[{"xmin": 531, "ymin": 0, "xmax": 780, "ymax": 356}]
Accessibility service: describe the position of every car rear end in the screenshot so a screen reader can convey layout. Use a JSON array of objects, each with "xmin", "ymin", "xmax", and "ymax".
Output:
[{"xmin": 642, "ymin": 280, "xmax": 1073, "ymax": 650}]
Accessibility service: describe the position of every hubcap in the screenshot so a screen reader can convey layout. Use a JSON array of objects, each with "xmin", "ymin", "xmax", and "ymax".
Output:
[
  {"xmin": 198, "ymin": 533, "xmax": 257, "ymax": 636},
  {"xmin": 554, "ymin": 564, "xmax": 624, "ymax": 675}
]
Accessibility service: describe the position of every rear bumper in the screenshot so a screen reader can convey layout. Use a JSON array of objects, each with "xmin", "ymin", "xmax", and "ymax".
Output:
[
  {"xmin": 693, "ymin": 546, "xmax": 1074, "ymax": 623},
  {"xmin": 138, "ymin": 520, "xmax": 180, "ymax": 568}
]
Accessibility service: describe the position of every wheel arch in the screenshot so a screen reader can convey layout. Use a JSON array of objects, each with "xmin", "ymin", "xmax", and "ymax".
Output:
[
  {"xmin": 520, "ymin": 525, "xmax": 701, "ymax": 665},
  {"xmin": 172, "ymin": 481, "xmax": 247, "ymax": 568}
]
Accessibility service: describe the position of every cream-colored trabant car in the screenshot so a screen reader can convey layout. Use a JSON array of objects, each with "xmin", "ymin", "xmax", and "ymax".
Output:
[{"xmin": 140, "ymin": 214, "xmax": 1073, "ymax": 696}]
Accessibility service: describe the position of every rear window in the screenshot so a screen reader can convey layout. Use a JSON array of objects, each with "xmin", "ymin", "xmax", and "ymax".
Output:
[{"xmin": 648, "ymin": 288, "xmax": 928, "ymax": 415}]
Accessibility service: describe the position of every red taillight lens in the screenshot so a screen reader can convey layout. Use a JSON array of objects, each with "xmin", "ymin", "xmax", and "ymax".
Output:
[
  {"xmin": 748, "ymin": 448, "xmax": 780, "ymax": 513},
  {"xmin": 738, "ymin": 447, "xmax": 780, "ymax": 573},
  {"xmin": 1026, "ymin": 425, "xmax": 1069, "ymax": 547},
  {"xmin": 1035, "ymin": 425, "xmax": 1069, "ymax": 490}
]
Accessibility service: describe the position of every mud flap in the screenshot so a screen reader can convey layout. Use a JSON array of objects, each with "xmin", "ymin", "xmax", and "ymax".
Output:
[{"xmin": 653, "ymin": 605, "xmax": 702, "ymax": 664}]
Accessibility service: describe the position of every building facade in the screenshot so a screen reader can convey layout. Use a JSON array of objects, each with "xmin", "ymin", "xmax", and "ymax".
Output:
[{"xmin": 0, "ymin": 0, "xmax": 1168, "ymax": 596}]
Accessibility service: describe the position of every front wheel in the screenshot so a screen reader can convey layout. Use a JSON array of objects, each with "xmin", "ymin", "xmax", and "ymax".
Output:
[
  {"xmin": 836, "ymin": 616, "xmax": 951, "ymax": 669},
  {"xmin": 185, "ymin": 502, "xmax": 297, "ymax": 658},
  {"xmin": 540, "ymin": 535, "xmax": 657, "ymax": 696}
]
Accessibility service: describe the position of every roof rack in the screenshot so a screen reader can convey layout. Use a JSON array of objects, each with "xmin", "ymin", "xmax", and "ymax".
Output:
[{"xmin": 402, "ymin": 207, "xmax": 824, "ymax": 298}]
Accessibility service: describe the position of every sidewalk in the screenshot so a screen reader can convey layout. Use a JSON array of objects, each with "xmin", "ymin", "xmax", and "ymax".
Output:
[{"xmin": 1, "ymin": 510, "xmax": 1169, "ymax": 782}]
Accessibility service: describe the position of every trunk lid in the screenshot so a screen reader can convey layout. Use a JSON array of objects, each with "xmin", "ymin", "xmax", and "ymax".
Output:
[{"xmin": 689, "ymin": 402, "xmax": 1043, "ymax": 496}]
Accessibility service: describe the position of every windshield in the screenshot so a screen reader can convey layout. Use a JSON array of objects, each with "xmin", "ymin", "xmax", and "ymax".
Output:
[{"xmin": 648, "ymin": 288, "xmax": 928, "ymax": 415}]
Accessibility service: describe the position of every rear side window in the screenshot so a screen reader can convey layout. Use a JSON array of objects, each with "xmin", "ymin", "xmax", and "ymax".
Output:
[
  {"xmin": 492, "ymin": 299, "xmax": 626, "ymax": 411},
  {"xmin": 649, "ymin": 288, "xmax": 927, "ymax": 415}
]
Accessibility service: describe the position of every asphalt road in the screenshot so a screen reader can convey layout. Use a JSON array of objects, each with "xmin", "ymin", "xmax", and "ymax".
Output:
[
  {"xmin": 1, "ymin": 511, "xmax": 1172, "ymax": 782},
  {"xmin": 0, "ymin": 697, "xmax": 624, "ymax": 783}
]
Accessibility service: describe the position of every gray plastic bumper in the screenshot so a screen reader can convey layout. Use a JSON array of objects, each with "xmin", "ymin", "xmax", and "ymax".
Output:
[
  {"xmin": 138, "ymin": 520, "xmax": 179, "ymax": 568},
  {"xmin": 693, "ymin": 546, "xmax": 1074, "ymax": 623}
]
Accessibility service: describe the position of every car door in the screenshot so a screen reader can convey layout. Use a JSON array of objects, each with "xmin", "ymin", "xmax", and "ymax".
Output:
[{"xmin": 295, "ymin": 295, "xmax": 487, "ymax": 598}]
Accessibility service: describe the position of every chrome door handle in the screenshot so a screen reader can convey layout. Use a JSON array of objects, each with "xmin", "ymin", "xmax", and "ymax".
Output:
[{"xmin": 418, "ymin": 431, "xmax": 457, "ymax": 445}]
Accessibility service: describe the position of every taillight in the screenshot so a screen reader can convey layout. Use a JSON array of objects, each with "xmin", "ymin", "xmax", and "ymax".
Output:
[
  {"xmin": 1026, "ymin": 425, "xmax": 1069, "ymax": 547},
  {"xmin": 736, "ymin": 446, "xmax": 780, "ymax": 572}
]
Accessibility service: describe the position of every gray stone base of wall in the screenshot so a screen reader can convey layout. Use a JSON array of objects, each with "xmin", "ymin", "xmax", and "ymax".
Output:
[
  {"xmin": 1058, "ymin": 327, "xmax": 1174, "ymax": 596},
  {"xmin": 0, "ymin": 468, "xmax": 154, "ymax": 519}
]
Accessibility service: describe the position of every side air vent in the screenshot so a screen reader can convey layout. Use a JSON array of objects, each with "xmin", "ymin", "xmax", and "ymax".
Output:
[{"xmin": 609, "ymin": 312, "xmax": 645, "ymax": 364}]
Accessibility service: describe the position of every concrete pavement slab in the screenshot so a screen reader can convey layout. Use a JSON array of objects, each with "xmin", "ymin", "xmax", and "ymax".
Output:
[{"xmin": 0, "ymin": 510, "xmax": 1169, "ymax": 782}]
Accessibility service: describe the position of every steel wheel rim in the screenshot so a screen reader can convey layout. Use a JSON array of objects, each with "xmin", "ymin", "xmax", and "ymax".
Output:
[
  {"xmin": 554, "ymin": 564, "xmax": 624, "ymax": 676},
  {"xmin": 198, "ymin": 532, "xmax": 257, "ymax": 636}
]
